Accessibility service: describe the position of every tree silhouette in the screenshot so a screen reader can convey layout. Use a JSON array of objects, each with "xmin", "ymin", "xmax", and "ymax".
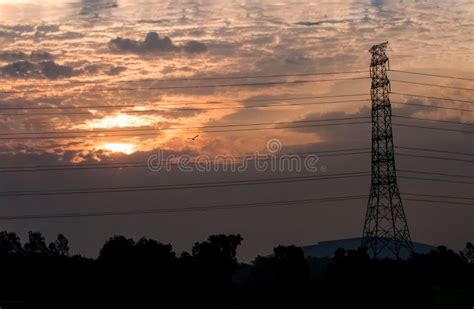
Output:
[
  {"xmin": 273, "ymin": 245, "xmax": 310, "ymax": 284},
  {"xmin": 191, "ymin": 234, "xmax": 243, "ymax": 285},
  {"xmin": 24, "ymin": 231, "xmax": 49, "ymax": 256},
  {"xmin": 0, "ymin": 231, "xmax": 23, "ymax": 256},
  {"xmin": 135, "ymin": 237, "xmax": 175, "ymax": 264},
  {"xmin": 0, "ymin": 230, "xmax": 472, "ymax": 308},
  {"xmin": 135, "ymin": 237, "xmax": 176, "ymax": 284},
  {"xmin": 48, "ymin": 234, "xmax": 70, "ymax": 257},
  {"xmin": 99, "ymin": 235, "xmax": 135, "ymax": 263}
]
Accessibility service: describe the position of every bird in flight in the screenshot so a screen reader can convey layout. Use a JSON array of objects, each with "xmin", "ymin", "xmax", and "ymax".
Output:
[{"xmin": 188, "ymin": 134, "xmax": 200, "ymax": 141}]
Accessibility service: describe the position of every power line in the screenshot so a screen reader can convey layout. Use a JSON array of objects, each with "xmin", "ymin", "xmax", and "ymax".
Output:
[
  {"xmin": 398, "ymin": 175, "xmax": 472, "ymax": 185},
  {"xmin": 0, "ymin": 116, "xmax": 370, "ymax": 136},
  {"xmin": 392, "ymin": 115, "xmax": 474, "ymax": 126},
  {"xmin": 0, "ymin": 99, "xmax": 369, "ymax": 116},
  {"xmin": 392, "ymin": 101, "xmax": 473, "ymax": 113},
  {"xmin": 395, "ymin": 146, "xmax": 474, "ymax": 156},
  {"xmin": 4, "ymin": 120, "xmax": 471, "ymax": 140},
  {"xmin": 0, "ymin": 147, "xmax": 471, "ymax": 173},
  {"xmin": 0, "ymin": 121, "xmax": 371, "ymax": 140},
  {"xmin": 404, "ymin": 198, "xmax": 474, "ymax": 207},
  {"xmin": 0, "ymin": 195, "xmax": 368, "ymax": 220},
  {"xmin": 0, "ymin": 77, "xmax": 370, "ymax": 94},
  {"xmin": 0, "ymin": 99, "xmax": 369, "ymax": 114},
  {"xmin": 391, "ymin": 80, "xmax": 474, "ymax": 91},
  {"xmin": 389, "ymin": 70, "xmax": 474, "ymax": 81},
  {"xmin": 0, "ymin": 150, "xmax": 371, "ymax": 173},
  {"xmin": 391, "ymin": 92, "xmax": 474, "ymax": 104},
  {"xmin": 393, "ymin": 123, "xmax": 474, "ymax": 134},
  {"xmin": 402, "ymin": 192, "xmax": 474, "ymax": 201},
  {"xmin": 2, "ymin": 70, "xmax": 369, "ymax": 88},
  {"xmin": 398, "ymin": 169, "xmax": 473, "ymax": 179},
  {"xmin": 0, "ymin": 145, "xmax": 468, "ymax": 173},
  {"xmin": 0, "ymin": 172, "xmax": 371, "ymax": 197},
  {"xmin": 0, "ymin": 194, "xmax": 471, "ymax": 221},
  {"xmin": 396, "ymin": 153, "xmax": 474, "ymax": 163},
  {"xmin": 4, "ymin": 69, "xmax": 471, "ymax": 92},
  {"xmin": 3, "ymin": 154, "xmax": 469, "ymax": 173},
  {"xmin": 0, "ymin": 114, "xmax": 470, "ymax": 138},
  {"xmin": 1, "ymin": 99, "xmax": 471, "ymax": 117},
  {"xmin": 0, "ymin": 93, "xmax": 370, "ymax": 110},
  {"xmin": 0, "ymin": 172, "xmax": 471, "ymax": 197}
]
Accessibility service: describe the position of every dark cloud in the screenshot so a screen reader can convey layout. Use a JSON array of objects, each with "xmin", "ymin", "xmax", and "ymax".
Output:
[
  {"xmin": 106, "ymin": 65, "xmax": 127, "ymax": 76},
  {"xmin": 0, "ymin": 51, "xmax": 28, "ymax": 62},
  {"xmin": 0, "ymin": 50, "xmax": 54, "ymax": 62},
  {"xmin": 183, "ymin": 41, "xmax": 208, "ymax": 54},
  {"xmin": 295, "ymin": 20, "xmax": 350, "ymax": 27},
  {"xmin": 0, "ymin": 60, "xmax": 76, "ymax": 79},
  {"xmin": 0, "ymin": 60, "xmax": 37, "ymax": 78},
  {"xmin": 39, "ymin": 61, "xmax": 75, "ymax": 79},
  {"xmin": 109, "ymin": 32, "xmax": 208, "ymax": 55},
  {"xmin": 0, "ymin": 57, "xmax": 128, "ymax": 79},
  {"xmin": 188, "ymin": 29, "xmax": 207, "ymax": 37},
  {"xmin": 80, "ymin": 63, "xmax": 127, "ymax": 76},
  {"xmin": 80, "ymin": 0, "xmax": 118, "ymax": 16},
  {"xmin": 82, "ymin": 63, "xmax": 101, "ymax": 74},
  {"xmin": 36, "ymin": 24, "xmax": 60, "ymax": 33},
  {"xmin": 285, "ymin": 54, "xmax": 311, "ymax": 65},
  {"xmin": 9, "ymin": 24, "xmax": 35, "ymax": 33},
  {"xmin": 31, "ymin": 51, "xmax": 55, "ymax": 61},
  {"xmin": 0, "ymin": 24, "xmax": 34, "ymax": 40},
  {"xmin": 0, "ymin": 30, "xmax": 15, "ymax": 39},
  {"xmin": 137, "ymin": 19, "xmax": 170, "ymax": 25}
]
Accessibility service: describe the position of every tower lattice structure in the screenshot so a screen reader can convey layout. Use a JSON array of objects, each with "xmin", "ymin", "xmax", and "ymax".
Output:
[{"xmin": 361, "ymin": 42, "xmax": 413, "ymax": 259}]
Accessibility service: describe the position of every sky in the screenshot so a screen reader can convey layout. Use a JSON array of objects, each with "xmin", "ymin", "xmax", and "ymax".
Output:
[{"xmin": 0, "ymin": 0, "xmax": 472, "ymax": 260}]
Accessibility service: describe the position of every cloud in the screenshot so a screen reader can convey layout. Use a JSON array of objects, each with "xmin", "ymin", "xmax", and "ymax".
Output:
[
  {"xmin": 295, "ymin": 19, "xmax": 350, "ymax": 27},
  {"xmin": 36, "ymin": 24, "xmax": 60, "ymax": 33},
  {"xmin": 183, "ymin": 41, "xmax": 208, "ymax": 54},
  {"xmin": 80, "ymin": 0, "xmax": 118, "ymax": 16},
  {"xmin": 9, "ymin": 24, "xmax": 35, "ymax": 33},
  {"xmin": 106, "ymin": 65, "xmax": 127, "ymax": 76},
  {"xmin": 0, "ymin": 57, "xmax": 128, "ymax": 79},
  {"xmin": 0, "ymin": 50, "xmax": 54, "ymax": 62},
  {"xmin": 0, "ymin": 30, "xmax": 15, "ymax": 39},
  {"xmin": 0, "ymin": 60, "xmax": 76, "ymax": 79},
  {"xmin": 0, "ymin": 51, "xmax": 28, "ymax": 62},
  {"xmin": 137, "ymin": 19, "xmax": 170, "ymax": 25},
  {"xmin": 39, "ymin": 61, "xmax": 76, "ymax": 79},
  {"xmin": 285, "ymin": 54, "xmax": 312, "ymax": 65},
  {"xmin": 108, "ymin": 32, "xmax": 208, "ymax": 55},
  {"xmin": 31, "ymin": 51, "xmax": 55, "ymax": 61}
]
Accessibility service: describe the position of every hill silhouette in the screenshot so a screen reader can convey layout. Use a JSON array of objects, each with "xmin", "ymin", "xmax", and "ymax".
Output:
[{"xmin": 301, "ymin": 237, "xmax": 435, "ymax": 259}]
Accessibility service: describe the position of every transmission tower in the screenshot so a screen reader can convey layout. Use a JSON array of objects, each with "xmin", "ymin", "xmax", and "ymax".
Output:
[{"xmin": 361, "ymin": 42, "xmax": 414, "ymax": 259}]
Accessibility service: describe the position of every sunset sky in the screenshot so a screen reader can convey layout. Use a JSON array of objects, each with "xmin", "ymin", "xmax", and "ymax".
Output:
[{"xmin": 0, "ymin": 0, "xmax": 472, "ymax": 260}]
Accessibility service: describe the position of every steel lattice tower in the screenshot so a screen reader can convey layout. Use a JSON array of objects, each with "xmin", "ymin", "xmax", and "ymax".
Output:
[{"xmin": 361, "ymin": 42, "xmax": 413, "ymax": 259}]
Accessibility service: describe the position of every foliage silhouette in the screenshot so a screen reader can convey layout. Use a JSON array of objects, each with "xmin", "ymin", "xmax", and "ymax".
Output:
[
  {"xmin": 191, "ymin": 234, "xmax": 243, "ymax": 286},
  {"xmin": 460, "ymin": 242, "xmax": 473, "ymax": 264},
  {"xmin": 0, "ymin": 230, "xmax": 472, "ymax": 308}
]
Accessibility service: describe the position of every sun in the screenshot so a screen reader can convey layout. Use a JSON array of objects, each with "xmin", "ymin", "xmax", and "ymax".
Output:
[{"xmin": 103, "ymin": 143, "xmax": 136, "ymax": 155}]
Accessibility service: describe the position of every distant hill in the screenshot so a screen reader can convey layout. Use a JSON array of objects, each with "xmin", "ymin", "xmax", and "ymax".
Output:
[{"xmin": 302, "ymin": 238, "xmax": 435, "ymax": 259}]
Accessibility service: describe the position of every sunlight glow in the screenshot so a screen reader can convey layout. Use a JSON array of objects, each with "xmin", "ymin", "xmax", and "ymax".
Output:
[
  {"xmin": 103, "ymin": 143, "xmax": 136, "ymax": 155},
  {"xmin": 84, "ymin": 114, "xmax": 155, "ymax": 129}
]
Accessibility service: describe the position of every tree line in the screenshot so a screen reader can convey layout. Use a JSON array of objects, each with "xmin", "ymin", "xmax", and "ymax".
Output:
[{"xmin": 0, "ymin": 231, "xmax": 472, "ymax": 308}]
